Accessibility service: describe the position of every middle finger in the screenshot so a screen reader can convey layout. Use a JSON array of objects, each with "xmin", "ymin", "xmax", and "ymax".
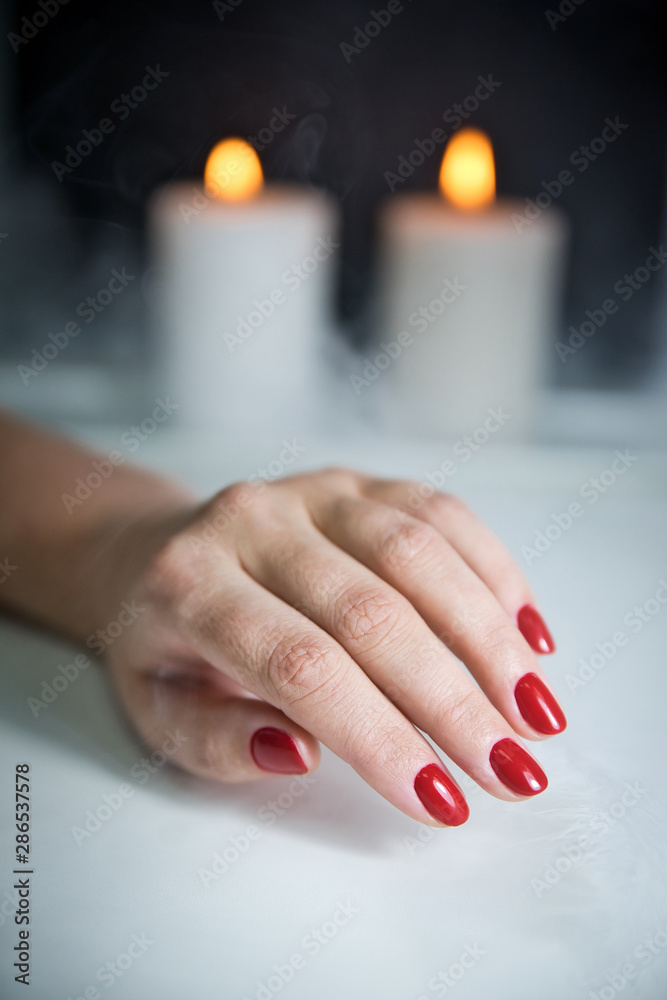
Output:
[{"xmin": 239, "ymin": 519, "xmax": 548, "ymax": 800}]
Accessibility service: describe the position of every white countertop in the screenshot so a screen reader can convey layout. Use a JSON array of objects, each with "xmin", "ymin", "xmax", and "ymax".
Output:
[{"xmin": 1, "ymin": 429, "xmax": 667, "ymax": 1000}]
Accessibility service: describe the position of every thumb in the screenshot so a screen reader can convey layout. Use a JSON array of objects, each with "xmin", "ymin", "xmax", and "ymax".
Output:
[{"xmin": 116, "ymin": 667, "xmax": 320, "ymax": 783}]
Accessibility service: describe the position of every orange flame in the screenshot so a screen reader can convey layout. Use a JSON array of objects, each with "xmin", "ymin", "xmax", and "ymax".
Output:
[
  {"xmin": 204, "ymin": 138, "xmax": 263, "ymax": 201},
  {"xmin": 439, "ymin": 128, "xmax": 495, "ymax": 210}
]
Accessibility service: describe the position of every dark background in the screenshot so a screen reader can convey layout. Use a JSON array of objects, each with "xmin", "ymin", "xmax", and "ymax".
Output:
[{"xmin": 4, "ymin": 0, "xmax": 667, "ymax": 386}]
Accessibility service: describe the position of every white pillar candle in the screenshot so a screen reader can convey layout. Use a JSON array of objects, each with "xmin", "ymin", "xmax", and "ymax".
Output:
[
  {"xmin": 149, "ymin": 139, "xmax": 339, "ymax": 429},
  {"xmin": 376, "ymin": 129, "xmax": 567, "ymax": 440}
]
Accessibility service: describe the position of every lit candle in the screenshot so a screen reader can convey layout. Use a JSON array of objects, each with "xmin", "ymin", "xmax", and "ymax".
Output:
[
  {"xmin": 376, "ymin": 128, "xmax": 567, "ymax": 440},
  {"xmin": 150, "ymin": 138, "xmax": 339, "ymax": 429}
]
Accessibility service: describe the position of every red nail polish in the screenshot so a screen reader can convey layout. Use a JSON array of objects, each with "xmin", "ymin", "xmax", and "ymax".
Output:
[
  {"xmin": 414, "ymin": 764, "xmax": 469, "ymax": 826},
  {"xmin": 515, "ymin": 672, "xmax": 567, "ymax": 735},
  {"xmin": 489, "ymin": 738, "xmax": 548, "ymax": 796},
  {"xmin": 517, "ymin": 604, "xmax": 555, "ymax": 654},
  {"xmin": 250, "ymin": 728, "xmax": 308, "ymax": 775}
]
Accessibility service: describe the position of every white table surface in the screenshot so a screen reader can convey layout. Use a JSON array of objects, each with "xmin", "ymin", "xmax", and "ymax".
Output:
[{"xmin": 1, "ymin": 427, "xmax": 667, "ymax": 1000}]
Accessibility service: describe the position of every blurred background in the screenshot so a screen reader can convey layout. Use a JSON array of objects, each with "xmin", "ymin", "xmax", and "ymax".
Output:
[
  {"xmin": 2, "ymin": 11, "xmax": 667, "ymax": 997},
  {"xmin": 1, "ymin": 0, "xmax": 666, "ymax": 444}
]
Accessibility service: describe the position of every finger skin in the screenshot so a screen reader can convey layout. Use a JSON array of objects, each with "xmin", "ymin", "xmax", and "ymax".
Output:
[
  {"xmin": 401, "ymin": 491, "xmax": 557, "ymax": 653},
  {"xmin": 238, "ymin": 521, "xmax": 545, "ymax": 795},
  {"xmin": 165, "ymin": 560, "xmax": 470, "ymax": 824},
  {"xmin": 112, "ymin": 662, "xmax": 321, "ymax": 783},
  {"xmin": 365, "ymin": 480, "xmax": 537, "ymax": 619},
  {"xmin": 108, "ymin": 471, "xmax": 557, "ymax": 823},
  {"xmin": 314, "ymin": 495, "xmax": 564, "ymax": 742}
]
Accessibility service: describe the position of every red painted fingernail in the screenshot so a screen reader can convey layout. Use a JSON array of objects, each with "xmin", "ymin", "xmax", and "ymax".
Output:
[
  {"xmin": 414, "ymin": 764, "xmax": 469, "ymax": 826},
  {"xmin": 517, "ymin": 604, "xmax": 556, "ymax": 654},
  {"xmin": 489, "ymin": 739, "xmax": 548, "ymax": 796},
  {"xmin": 250, "ymin": 728, "xmax": 308, "ymax": 775},
  {"xmin": 515, "ymin": 672, "xmax": 567, "ymax": 735}
]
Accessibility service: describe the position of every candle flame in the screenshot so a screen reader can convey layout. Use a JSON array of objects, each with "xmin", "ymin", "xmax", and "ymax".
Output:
[
  {"xmin": 204, "ymin": 138, "xmax": 263, "ymax": 201},
  {"xmin": 439, "ymin": 128, "xmax": 495, "ymax": 210}
]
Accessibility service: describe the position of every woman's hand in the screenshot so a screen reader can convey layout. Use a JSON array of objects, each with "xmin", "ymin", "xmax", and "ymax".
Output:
[{"xmin": 106, "ymin": 468, "xmax": 566, "ymax": 828}]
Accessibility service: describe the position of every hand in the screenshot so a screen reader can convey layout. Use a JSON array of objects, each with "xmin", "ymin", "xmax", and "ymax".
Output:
[{"xmin": 105, "ymin": 468, "xmax": 566, "ymax": 827}]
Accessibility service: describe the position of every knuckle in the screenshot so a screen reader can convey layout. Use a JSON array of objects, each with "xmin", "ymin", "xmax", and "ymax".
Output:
[
  {"xmin": 434, "ymin": 685, "xmax": 488, "ymax": 733},
  {"xmin": 342, "ymin": 711, "xmax": 408, "ymax": 775},
  {"xmin": 195, "ymin": 481, "xmax": 274, "ymax": 548},
  {"xmin": 210, "ymin": 480, "xmax": 255, "ymax": 517},
  {"xmin": 333, "ymin": 587, "xmax": 401, "ymax": 648},
  {"xmin": 427, "ymin": 491, "xmax": 469, "ymax": 518},
  {"xmin": 318, "ymin": 466, "xmax": 363, "ymax": 493},
  {"xmin": 143, "ymin": 533, "xmax": 199, "ymax": 610},
  {"xmin": 265, "ymin": 636, "xmax": 338, "ymax": 707},
  {"xmin": 378, "ymin": 517, "xmax": 440, "ymax": 572},
  {"xmin": 476, "ymin": 620, "xmax": 521, "ymax": 660}
]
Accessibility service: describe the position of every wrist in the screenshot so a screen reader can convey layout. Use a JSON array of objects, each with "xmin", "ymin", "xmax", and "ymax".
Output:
[
  {"xmin": 0, "ymin": 412, "xmax": 200, "ymax": 644},
  {"xmin": 68, "ymin": 483, "xmax": 199, "ymax": 644}
]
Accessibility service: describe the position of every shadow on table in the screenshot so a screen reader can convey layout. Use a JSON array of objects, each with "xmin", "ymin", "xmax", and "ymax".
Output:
[{"xmin": 0, "ymin": 615, "xmax": 423, "ymax": 856}]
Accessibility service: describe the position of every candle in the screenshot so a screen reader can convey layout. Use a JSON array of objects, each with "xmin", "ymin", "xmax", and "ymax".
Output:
[
  {"xmin": 150, "ymin": 138, "xmax": 339, "ymax": 429},
  {"xmin": 375, "ymin": 128, "xmax": 567, "ymax": 440}
]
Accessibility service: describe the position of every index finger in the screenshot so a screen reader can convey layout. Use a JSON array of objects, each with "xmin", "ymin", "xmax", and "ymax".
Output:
[{"xmin": 172, "ymin": 558, "xmax": 471, "ymax": 827}]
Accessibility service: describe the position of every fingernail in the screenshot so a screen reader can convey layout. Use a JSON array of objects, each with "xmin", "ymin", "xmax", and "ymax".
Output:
[
  {"xmin": 414, "ymin": 764, "xmax": 469, "ymax": 826},
  {"xmin": 515, "ymin": 672, "xmax": 567, "ymax": 735},
  {"xmin": 517, "ymin": 604, "xmax": 556, "ymax": 654},
  {"xmin": 250, "ymin": 728, "xmax": 308, "ymax": 775},
  {"xmin": 489, "ymin": 738, "xmax": 548, "ymax": 796}
]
